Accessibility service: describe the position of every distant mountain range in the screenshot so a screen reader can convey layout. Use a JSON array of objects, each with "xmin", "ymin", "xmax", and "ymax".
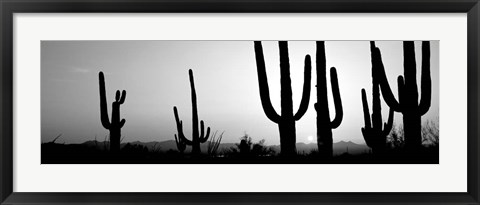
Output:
[{"xmin": 80, "ymin": 140, "xmax": 369, "ymax": 156}]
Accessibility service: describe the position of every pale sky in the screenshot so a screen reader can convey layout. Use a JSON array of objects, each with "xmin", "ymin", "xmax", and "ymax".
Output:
[{"xmin": 41, "ymin": 41, "xmax": 439, "ymax": 145}]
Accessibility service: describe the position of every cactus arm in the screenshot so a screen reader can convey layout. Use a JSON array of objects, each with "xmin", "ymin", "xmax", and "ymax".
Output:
[
  {"xmin": 174, "ymin": 134, "xmax": 180, "ymax": 148},
  {"xmin": 119, "ymin": 119, "xmax": 126, "ymax": 128},
  {"xmin": 204, "ymin": 127, "xmax": 211, "ymax": 142},
  {"xmin": 360, "ymin": 89, "xmax": 374, "ymax": 149},
  {"xmin": 174, "ymin": 134, "xmax": 187, "ymax": 152},
  {"xmin": 174, "ymin": 134, "xmax": 179, "ymax": 147},
  {"xmin": 119, "ymin": 90, "xmax": 126, "ymax": 104},
  {"xmin": 418, "ymin": 41, "xmax": 431, "ymax": 115},
  {"xmin": 98, "ymin": 72, "xmax": 111, "ymax": 129},
  {"xmin": 397, "ymin": 76, "xmax": 405, "ymax": 108},
  {"xmin": 199, "ymin": 120, "xmax": 210, "ymax": 143},
  {"xmin": 329, "ymin": 67, "xmax": 343, "ymax": 129},
  {"xmin": 294, "ymin": 55, "xmax": 312, "ymax": 121},
  {"xmin": 254, "ymin": 41, "xmax": 281, "ymax": 123},
  {"xmin": 382, "ymin": 108, "xmax": 394, "ymax": 136},
  {"xmin": 361, "ymin": 89, "xmax": 372, "ymax": 130},
  {"xmin": 371, "ymin": 41, "xmax": 402, "ymax": 112},
  {"xmin": 403, "ymin": 42, "xmax": 418, "ymax": 96},
  {"xmin": 199, "ymin": 120, "xmax": 208, "ymax": 140},
  {"xmin": 199, "ymin": 120, "xmax": 204, "ymax": 138},
  {"xmin": 361, "ymin": 127, "xmax": 367, "ymax": 139},
  {"xmin": 361, "ymin": 127, "xmax": 372, "ymax": 148},
  {"xmin": 204, "ymin": 123, "xmax": 211, "ymax": 142},
  {"xmin": 177, "ymin": 128, "xmax": 193, "ymax": 146},
  {"xmin": 115, "ymin": 90, "xmax": 120, "ymax": 102},
  {"xmin": 173, "ymin": 107, "xmax": 183, "ymax": 135},
  {"xmin": 173, "ymin": 106, "xmax": 192, "ymax": 146}
]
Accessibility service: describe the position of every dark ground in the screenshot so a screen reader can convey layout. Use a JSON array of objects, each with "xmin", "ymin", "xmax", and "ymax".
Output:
[{"xmin": 41, "ymin": 142, "xmax": 439, "ymax": 164}]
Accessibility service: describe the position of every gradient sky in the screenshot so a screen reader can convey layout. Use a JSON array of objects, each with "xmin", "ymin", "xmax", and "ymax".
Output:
[{"xmin": 41, "ymin": 41, "xmax": 439, "ymax": 145}]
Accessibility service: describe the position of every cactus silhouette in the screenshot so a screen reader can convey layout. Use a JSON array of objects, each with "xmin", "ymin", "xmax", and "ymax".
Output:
[
  {"xmin": 361, "ymin": 44, "xmax": 394, "ymax": 153},
  {"xmin": 173, "ymin": 69, "xmax": 211, "ymax": 156},
  {"xmin": 315, "ymin": 41, "xmax": 343, "ymax": 158},
  {"xmin": 98, "ymin": 71, "xmax": 126, "ymax": 153},
  {"xmin": 372, "ymin": 41, "xmax": 431, "ymax": 149},
  {"xmin": 173, "ymin": 122, "xmax": 187, "ymax": 153},
  {"xmin": 254, "ymin": 41, "xmax": 312, "ymax": 156}
]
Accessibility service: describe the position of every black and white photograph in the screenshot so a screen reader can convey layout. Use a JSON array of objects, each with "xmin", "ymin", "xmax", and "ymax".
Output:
[{"xmin": 41, "ymin": 40, "xmax": 439, "ymax": 164}]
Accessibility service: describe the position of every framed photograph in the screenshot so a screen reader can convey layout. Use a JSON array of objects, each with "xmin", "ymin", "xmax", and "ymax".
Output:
[{"xmin": 1, "ymin": 0, "xmax": 479, "ymax": 204}]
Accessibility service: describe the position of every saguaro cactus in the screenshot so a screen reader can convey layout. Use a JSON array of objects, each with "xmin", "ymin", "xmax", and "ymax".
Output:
[
  {"xmin": 99, "ymin": 71, "xmax": 126, "ymax": 153},
  {"xmin": 361, "ymin": 45, "xmax": 394, "ymax": 153},
  {"xmin": 254, "ymin": 41, "xmax": 312, "ymax": 156},
  {"xmin": 315, "ymin": 41, "xmax": 343, "ymax": 158},
  {"xmin": 173, "ymin": 69, "xmax": 211, "ymax": 156},
  {"xmin": 372, "ymin": 41, "xmax": 431, "ymax": 149}
]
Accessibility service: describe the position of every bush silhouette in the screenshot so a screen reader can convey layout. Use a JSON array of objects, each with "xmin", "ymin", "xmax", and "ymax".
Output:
[
  {"xmin": 422, "ymin": 120, "xmax": 439, "ymax": 147},
  {"xmin": 230, "ymin": 134, "xmax": 275, "ymax": 158},
  {"xmin": 387, "ymin": 124, "xmax": 405, "ymax": 149}
]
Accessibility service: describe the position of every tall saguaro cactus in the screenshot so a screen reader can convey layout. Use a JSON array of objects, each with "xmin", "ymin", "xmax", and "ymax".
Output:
[
  {"xmin": 361, "ymin": 44, "xmax": 394, "ymax": 153},
  {"xmin": 315, "ymin": 41, "xmax": 343, "ymax": 158},
  {"xmin": 173, "ymin": 69, "xmax": 211, "ymax": 156},
  {"xmin": 372, "ymin": 41, "xmax": 431, "ymax": 149},
  {"xmin": 99, "ymin": 71, "xmax": 126, "ymax": 153},
  {"xmin": 254, "ymin": 41, "xmax": 312, "ymax": 156}
]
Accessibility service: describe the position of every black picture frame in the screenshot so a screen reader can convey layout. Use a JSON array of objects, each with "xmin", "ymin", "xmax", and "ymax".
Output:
[{"xmin": 1, "ymin": 0, "xmax": 479, "ymax": 204}]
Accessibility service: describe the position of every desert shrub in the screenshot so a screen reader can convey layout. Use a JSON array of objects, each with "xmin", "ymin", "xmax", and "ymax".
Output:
[
  {"xmin": 121, "ymin": 143, "xmax": 149, "ymax": 154},
  {"xmin": 207, "ymin": 131, "xmax": 224, "ymax": 157},
  {"xmin": 387, "ymin": 120, "xmax": 439, "ymax": 149},
  {"xmin": 222, "ymin": 134, "xmax": 275, "ymax": 158},
  {"xmin": 251, "ymin": 139, "xmax": 275, "ymax": 156},
  {"xmin": 387, "ymin": 123, "xmax": 405, "ymax": 149},
  {"xmin": 422, "ymin": 120, "xmax": 439, "ymax": 147}
]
